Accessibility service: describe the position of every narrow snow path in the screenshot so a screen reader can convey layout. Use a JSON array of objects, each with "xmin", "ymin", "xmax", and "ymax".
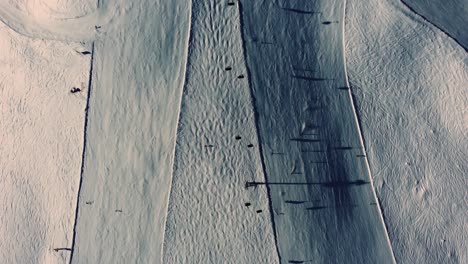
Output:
[
  {"xmin": 240, "ymin": 0, "xmax": 396, "ymax": 263},
  {"xmin": 162, "ymin": 1, "xmax": 279, "ymax": 263},
  {"xmin": 69, "ymin": 0, "xmax": 191, "ymax": 262}
]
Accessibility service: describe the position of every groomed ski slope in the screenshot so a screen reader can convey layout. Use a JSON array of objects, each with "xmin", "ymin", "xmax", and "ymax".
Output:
[
  {"xmin": 162, "ymin": 1, "xmax": 279, "ymax": 263},
  {"xmin": 165, "ymin": 0, "xmax": 395, "ymax": 263},
  {"xmin": 70, "ymin": 0, "xmax": 191, "ymax": 263},
  {"xmin": 240, "ymin": 0, "xmax": 395, "ymax": 263},
  {"xmin": 0, "ymin": 0, "xmax": 465, "ymax": 263},
  {"xmin": 0, "ymin": 21, "xmax": 91, "ymax": 263},
  {"xmin": 346, "ymin": 0, "xmax": 468, "ymax": 262}
]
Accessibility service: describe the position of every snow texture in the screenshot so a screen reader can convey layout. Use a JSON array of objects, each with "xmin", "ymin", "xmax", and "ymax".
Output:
[
  {"xmin": 400, "ymin": 0, "xmax": 468, "ymax": 51},
  {"xmin": 8, "ymin": 0, "xmax": 96, "ymax": 20},
  {"xmin": 163, "ymin": 1, "xmax": 278, "ymax": 263},
  {"xmin": 346, "ymin": 0, "xmax": 468, "ymax": 263},
  {"xmin": 0, "ymin": 0, "xmax": 466, "ymax": 263},
  {"xmin": 70, "ymin": 0, "xmax": 191, "ymax": 263},
  {"xmin": 0, "ymin": 22, "xmax": 91, "ymax": 263},
  {"xmin": 239, "ymin": 0, "xmax": 395, "ymax": 263}
]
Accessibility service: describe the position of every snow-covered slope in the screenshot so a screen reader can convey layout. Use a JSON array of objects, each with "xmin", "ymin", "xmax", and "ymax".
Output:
[
  {"xmin": 162, "ymin": 1, "xmax": 278, "ymax": 263},
  {"xmin": 9, "ymin": 0, "xmax": 96, "ymax": 20},
  {"xmin": 346, "ymin": 0, "xmax": 468, "ymax": 263},
  {"xmin": 400, "ymin": 0, "xmax": 468, "ymax": 51},
  {"xmin": 240, "ymin": 0, "xmax": 395, "ymax": 263},
  {"xmin": 70, "ymin": 0, "xmax": 191, "ymax": 263},
  {"xmin": 0, "ymin": 22, "xmax": 91, "ymax": 263},
  {"xmin": 1, "ymin": 0, "xmax": 466, "ymax": 263}
]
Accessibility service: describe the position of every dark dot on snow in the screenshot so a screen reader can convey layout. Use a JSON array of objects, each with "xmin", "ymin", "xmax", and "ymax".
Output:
[
  {"xmin": 225, "ymin": 66, "xmax": 232, "ymax": 71},
  {"xmin": 247, "ymin": 144, "xmax": 254, "ymax": 148},
  {"xmin": 256, "ymin": 210, "xmax": 263, "ymax": 213},
  {"xmin": 227, "ymin": 2, "xmax": 235, "ymax": 6},
  {"xmin": 322, "ymin": 21, "xmax": 332, "ymax": 25},
  {"xmin": 115, "ymin": 209, "xmax": 122, "ymax": 213},
  {"xmin": 237, "ymin": 74, "xmax": 245, "ymax": 79},
  {"xmin": 70, "ymin": 87, "xmax": 81, "ymax": 93},
  {"xmin": 245, "ymin": 202, "xmax": 251, "ymax": 207},
  {"xmin": 80, "ymin": 51, "xmax": 91, "ymax": 55},
  {"xmin": 235, "ymin": 136, "xmax": 241, "ymax": 140},
  {"xmin": 205, "ymin": 144, "xmax": 214, "ymax": 148}
]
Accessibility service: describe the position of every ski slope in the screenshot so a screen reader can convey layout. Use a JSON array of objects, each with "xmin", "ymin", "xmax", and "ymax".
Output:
[
  {"xmin": 0, "ymin": 22, "xmax": 91, "ymax": 263},
  {"xmin": 346, "ymin": 0, "xmax": 468, "ymax": 263},
  {"xmin": 400, "ymin": 0, "xmax": 468, "ymax": 51},
  {"xmin": 162, "ymin": 1, "xmax": 278, "ymax": 263},
  {"xmin": 70, "ymin": 0, "xmax": 191, "ymax": 263},
  {"xmin": 240, "ymin": 0, "xmax": 395, "ymax": 263},
  {"xmin": 0, "ymin": 0, "xmax": 466, "ymax": 263}
]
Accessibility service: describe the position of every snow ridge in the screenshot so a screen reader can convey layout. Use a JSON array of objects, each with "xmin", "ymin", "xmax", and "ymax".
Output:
[
  {"xmin": 69, "ymin": 42, "xmax": 95, "ymax": 264},
  {"xmin": 342, "ymin": 1, "xmax": 397, "ymax": 262},
  {"xmin": 160, "ymin": 0, "xmax": 193, "ymax": 261},
  {"xmin": 238, "ymin": 2, "xmax": 282, "ymax": 262}
]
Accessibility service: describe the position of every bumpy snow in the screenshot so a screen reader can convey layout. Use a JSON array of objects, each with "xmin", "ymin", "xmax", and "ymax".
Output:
[{"xmin": 162, "ymin": 1, "xmax": 278, "ymax": 263}]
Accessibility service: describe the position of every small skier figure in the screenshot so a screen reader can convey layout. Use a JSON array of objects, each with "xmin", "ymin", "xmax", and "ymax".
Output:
[{"xmin": 70, "ymin": 87, "xmax": 81, "ymax": 93}]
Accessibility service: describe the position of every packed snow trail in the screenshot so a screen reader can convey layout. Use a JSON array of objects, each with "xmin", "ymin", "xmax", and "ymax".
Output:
[
  {"xmin": 240, "ymin": 0, "xmax": 396, "ymax": 263},
  {"xmin": 162, "ymin": 1, "xmax": 279, "ymax": 263},
  {"xmin": 70, "ymin": 0, "xmax": 190, "ymax": 263}
]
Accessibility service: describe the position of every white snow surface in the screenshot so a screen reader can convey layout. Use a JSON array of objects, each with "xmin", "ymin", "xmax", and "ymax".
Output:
[
  {"xmin": 346, "ymin": 0, "xmax": 467, "ymax": 263},
  {"xmin": 0, "ymin": 0, "xmax": 466, "ymax": 263},
  {"xmin": 162, "ymin": 1, "xmax": 278, "ymax": 263},
  {"xmin": 0, "ymin": 22, "xmax": 91, "ymax": 263},
  {"xmin": 239, "ymin": 0, "xmax": 394, "ymax": 263},
  {"xmin": 400, "ymin": 0, "xmax": 468, "ymax": 50},
  {"xmin": 9, "ymin": 0, "xmax": 96, "ymax": 20},
  {"xmin": 70, "ymin": 0, "xmax": 191, "ymax": 263}
]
